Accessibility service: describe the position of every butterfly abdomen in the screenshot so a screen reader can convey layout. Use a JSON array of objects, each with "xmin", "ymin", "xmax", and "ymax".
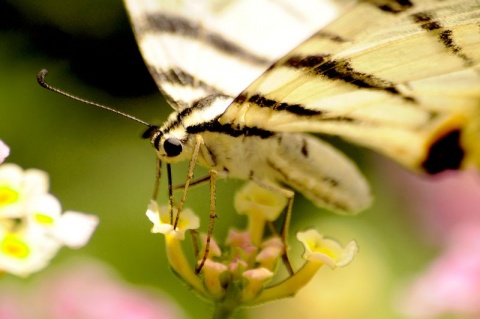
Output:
[
  {"xmin": 267, "ymin": 133, "xmax": 372, "ymax": 214},
  {"xmin": 200, "ymin": 129, "xmax": 372, "ymax": 214}
]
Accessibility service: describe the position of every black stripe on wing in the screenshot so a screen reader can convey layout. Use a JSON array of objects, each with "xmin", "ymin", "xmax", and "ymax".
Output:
[
  {"xmin": 313, "ymin": 31, "xmax": 350, "ymax": 43},
  {"xmin": 237, "ymin": 93, "xmax": 323, "ymax": 116},
  {"xmin": 372, "ymin": 0, "xmax": 414, "ymax": 14},
  {"xmin": 146, "ymin": 65, "xmax": 227, "ymax": 109},
  {"xmin": 234, "ymin": 93, "xmax": 359, "ymax": 123},
  {"xmin": 153, "ymin": 68, "xmax": 223, "ymax": 94},
  {"xmin": 281, "ymin": 55, "xmax": 415, "ymax": 102},
  {"xmin": 160, "ymin": 95, "xmax": 228, "ymax": 135},
  {"xmin": 142, "ymin": 12, "xmax": 270, "ymax": 66},
  {"xmin": 411, "ymin": 11, "xmax": 474, "ymax": 66},
  {"xmin": 187, "ymin": 121, "xmax": 274, "ymax": 139}
]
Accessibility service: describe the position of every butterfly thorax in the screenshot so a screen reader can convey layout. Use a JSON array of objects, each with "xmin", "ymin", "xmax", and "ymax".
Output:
[
  {"xmin": 145, "ymin": 94, "xmax": 236, "ymax": 164},
  {"xmin": 143, "ymin": 93, "xmax": 285, "ymax": 179}
]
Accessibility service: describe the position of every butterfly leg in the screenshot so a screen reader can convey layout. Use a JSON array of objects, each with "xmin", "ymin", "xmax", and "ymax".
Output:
[
  {"xmin": 251, "ymin": 178, "xmax": 295, "ymax": 275},
  {"xmin": 172, "ymin": 175, "xmax": 211, "ymax": 190},
  {"xmin": 151, "ymin": 158, "xmax": 162, "ymax": 201},
  {"xmin": 195, "ymin": 169, "xmax": 218, "ymax": 273},
  {"xmin": 173, "ymin": 135, "xmax": 203, "ymax": 229},
  {"xmin": 167, "ymin": 134, "xmax": 219, "ymax": 273},
  {"xmin": 171, "ymin": 174, "xmax": 215, "ymax": 265},
  {"xmin": 170, "ymin": 171, "xmax": 218, "ymax": 273}
]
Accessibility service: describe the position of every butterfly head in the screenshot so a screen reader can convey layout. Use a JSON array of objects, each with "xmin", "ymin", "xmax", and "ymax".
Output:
[{"xmin": 142, "ymin": 123, "xmax": 193, "ymax": 163}]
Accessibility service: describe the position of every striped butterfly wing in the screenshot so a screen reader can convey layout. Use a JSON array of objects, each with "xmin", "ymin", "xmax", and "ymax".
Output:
[
  {"xmin": 123, "ymin": 0, "xmax": 355, "ymax": 111},
  {"xmin": 125, "ymin": 0, "xmax": 381, "ymax": 215},
  {"xmin": 221, "ymin": 0, "xmax": 480, "ymax": 174}
]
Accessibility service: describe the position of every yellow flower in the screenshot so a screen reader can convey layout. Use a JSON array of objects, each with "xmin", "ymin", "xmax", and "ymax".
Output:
[
  {"xmin": 146, "ymin": 200, "xmax": 199, "ymax": 240},
  {"xmin": 234, "ymin": 181, "xmax": 288, "ymax": 245},
  {"xmin": 147, "ymin": 182, "xmax": 359, "ymax": 316},
  {"xmin": 250, "ymin": 230, "xmax": 358, "ymax": 305},
  {"xmin": 297, "ymin": 229, "xmax": 358, "ymax": 269}
]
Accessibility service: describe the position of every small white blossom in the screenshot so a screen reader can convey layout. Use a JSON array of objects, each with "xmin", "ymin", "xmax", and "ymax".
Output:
[
  {"xmin": 0, "ymin": 225, "xmax": 60, "ymax": 277},
  {"xmin": 51, "ymin": 211, "xmax": 99, "ymax": 249},
  {"xmin": 297, "ymin": 229, "xmax": 358, "ymax": 269},
  {"xmin": 0, "ymin": 161, "xmax": 98, "ymax": 277},
  {"xmin": 0, "ymin": 163, "xmax": 49, "ymax": 218},
  {"xmin": 146, "ymin": 200, "xmax": 199, "ymax": 240}
]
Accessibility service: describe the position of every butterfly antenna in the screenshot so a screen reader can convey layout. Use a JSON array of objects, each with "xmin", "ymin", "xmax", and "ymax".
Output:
[{"xmin": 37, "ymin": 69, "xmax": 151, "ymax": 128}]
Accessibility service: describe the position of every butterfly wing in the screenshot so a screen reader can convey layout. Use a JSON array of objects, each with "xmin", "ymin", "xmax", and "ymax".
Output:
[
  {"xmin": 124, "ymin": 0, "xmax": 381, "ymax": 214},
  {"xmin": 220, "ymin": 0, "xmax": 480, "ymax": 174},
  {"xmin": 123, "ymin": 0, "xmax": 355, "ymax": 111}
]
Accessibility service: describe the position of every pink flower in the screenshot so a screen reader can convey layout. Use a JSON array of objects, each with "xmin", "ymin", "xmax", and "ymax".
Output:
[
  {"xmin": 0, "ymin": 283, "xmax": 24, "ymax": 319},
  {"xmin": 387, "ymin": 164, "xmax": 480, "ymax": 318},
  {"xmin": 0, "ymin": 140, "xmax": 9, "ymax": 164},
  {"xmin": 0, "ymin": 259, "xmax": 184, "ymax": 319},
  {"xmin": 388, "ymin": 167, "xmax": 480, "ymax": 244},
  {"xmin": 399, "ymin": 224, "xmax": 480, "ymax": 318},
  {"xmin": 226, "ymin": 229, "xmax": 258, "ymax": 260}
]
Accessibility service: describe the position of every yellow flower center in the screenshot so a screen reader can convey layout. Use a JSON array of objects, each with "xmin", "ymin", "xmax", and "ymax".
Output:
[
  {"xmin": 0, "ymin": 186, "xmax": 19, "ymax": 206},
  {"xmin": 254, "ymin": 194, "xmax": 276, "ymax": 207},
  {"xmin": 1, "ymin": 234, "xmax": 30, "ymax": 258},
  {"xmin": 315, "ymin": 245, "xmax": 337, "ymax": 259},
  {"xmin": 34, "ymin": 213, "xmax": 54, "ymax": 225}
]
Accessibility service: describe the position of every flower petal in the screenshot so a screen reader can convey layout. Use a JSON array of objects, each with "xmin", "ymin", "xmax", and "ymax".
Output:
[
  {"xmin": 297, "ymin": 229, "xmax": 358, "ymax": 269},
  {"xmin": 0, "ymin": 140, "xmax": 10, "ymax": 164},
  {"xmin": 0, "ymin": 227, "xmax": 60, "ymax": 277},
  {"xmin": 52, "ymin": 211, "xmax": 99, "ymax": 248},
  {"xmin": 25, "ymin": 194, "xmax": 62, "ymax": 227},
  {"xmin": 234, "ymin": 182, "xmax": 287, "ymax": 221},
  {"xmin": 242, "ymin": 267, "xmax": 274, "ymax": 302},
  {"xmin": 203, "ymin": 259, "xmax": 229, "ymax": 297},
  {"xmin": 146, "ymin": 201, "xmax": 199, "ymax": 240},
  {"xmin": 0, "ymin": 164, "xmax": 50, "ymax": 218},
  {"xmin": 256, "ymin": 237, "xmax": 284, "ymax": 271}
]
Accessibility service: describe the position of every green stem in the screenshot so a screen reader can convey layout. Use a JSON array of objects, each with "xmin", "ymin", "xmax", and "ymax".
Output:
[
  {"xmin": 212, "ymin": 302, "xmax": 237, "ymax": 319},
  {"xmin": 247, "ymin": 213, "xmax": 266, "ymax": 247},
  {"xmin": 246, "ymin": 261, "xmax": 322, "ymax": 306},
  {"xmin": 212, "ymin": 281, "xmax": 242, "ymax": 319}
]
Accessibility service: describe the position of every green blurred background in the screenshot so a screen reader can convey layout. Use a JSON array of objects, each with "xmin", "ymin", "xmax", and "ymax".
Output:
[{"xmin": 0, "ymin": 1, "xmax": 438, "ymax": 318}]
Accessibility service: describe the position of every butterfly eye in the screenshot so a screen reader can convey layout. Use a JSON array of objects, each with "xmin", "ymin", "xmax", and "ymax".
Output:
[{"xmin": 163, "ymin": 137, "xmax": 183, "ymax": 157}]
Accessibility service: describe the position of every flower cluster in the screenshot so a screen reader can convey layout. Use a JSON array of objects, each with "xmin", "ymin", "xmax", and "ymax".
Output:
[
  {"xmin": 146, "ymin": 181, "xmax": 357, "ymax": 316},
  {"xmin": 0, "ymin": 258, "xmax": 184, "ymax": 319},
  {"xmin": 0, "ymin": 140, "xmax": 98, "ymax": 277}
]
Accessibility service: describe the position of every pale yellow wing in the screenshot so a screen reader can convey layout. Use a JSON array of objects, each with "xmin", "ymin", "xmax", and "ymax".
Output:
[{"xmin": 221, "ymin": 0, "xmax": 480, "ymax": 174}]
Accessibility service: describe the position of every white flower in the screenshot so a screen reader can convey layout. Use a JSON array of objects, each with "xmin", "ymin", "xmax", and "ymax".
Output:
[
  {"xmin": 0, "ymin": 163, "xmax": 98, "ymax": 277},
  {"xmin": 297, "ymin": 229, "xmax": 358, "ymax": 269},
  {"xmin": 0, "ymin": 224, "xmax": 60, "ymax": 277},
  {"xmin": 50, "ymin": 211, "xmax": 99, "ymax": 249},
  {"xmin": 25, "ymin": 193, "xmax": 62, "ymax": 227},
  {"xmin": 0, "ymin": 163, "xmax": 49, "ymax": 218},
  {"xmin": 146, "ymin": 200, "xmax": 199, "ymax": 240},
  {"xmin": 24, "ymin": 194, "xmax": 98, "ymax": 248}
]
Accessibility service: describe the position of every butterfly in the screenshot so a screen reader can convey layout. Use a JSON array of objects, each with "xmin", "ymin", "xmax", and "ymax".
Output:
[{"xmin": 122, "ymin": 0, "xmax": 480, "ymax": 223}]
